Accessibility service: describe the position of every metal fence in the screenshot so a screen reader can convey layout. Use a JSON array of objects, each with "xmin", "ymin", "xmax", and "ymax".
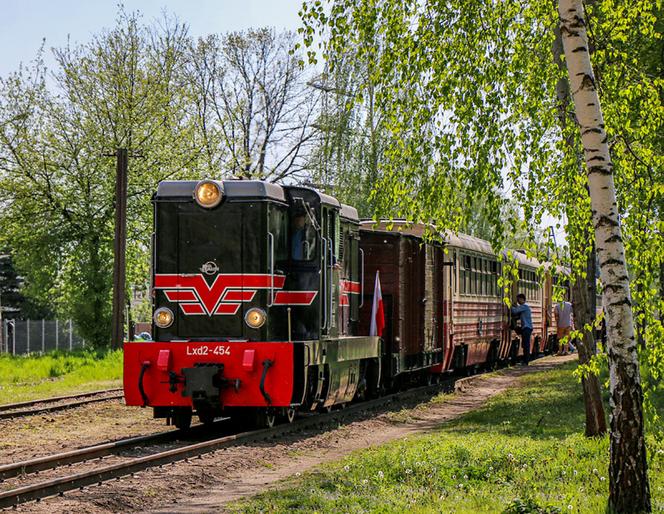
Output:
[{"xmin": 0, "ymin": 319, "xmax": 86, "ymax": 355}]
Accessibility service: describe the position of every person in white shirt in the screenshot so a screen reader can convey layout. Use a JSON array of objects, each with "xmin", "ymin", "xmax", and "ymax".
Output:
[{"xmin": 554, "ymin": 300, "xmax": 573, "ymax": 355}]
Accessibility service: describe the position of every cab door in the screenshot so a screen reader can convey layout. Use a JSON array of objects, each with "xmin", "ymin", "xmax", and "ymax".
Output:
[{"xmin": 320, "ymin": 206, "xmax": 339, "ymax": 338}]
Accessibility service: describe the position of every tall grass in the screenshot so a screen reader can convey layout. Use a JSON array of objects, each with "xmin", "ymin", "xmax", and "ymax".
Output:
[{"xmin": 0, "ymin": 349, "xmax": 123, "ymax": 404}]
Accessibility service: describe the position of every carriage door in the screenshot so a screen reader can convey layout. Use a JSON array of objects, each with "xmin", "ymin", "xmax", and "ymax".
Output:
[{"xmin": 321, "ymin": 206, "xmax": 339, "ymax": 338}]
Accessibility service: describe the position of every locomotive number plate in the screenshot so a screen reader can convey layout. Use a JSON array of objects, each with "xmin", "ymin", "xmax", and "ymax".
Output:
[{"xmin": 186, "ymin": 345, "xmax": 231, "ymax": 356}]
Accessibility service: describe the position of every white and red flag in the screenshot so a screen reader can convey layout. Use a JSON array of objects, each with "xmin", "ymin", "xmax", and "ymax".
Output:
[{"xmin": 369, "ymin": 270, "xmax": 385, "ymax": 337}]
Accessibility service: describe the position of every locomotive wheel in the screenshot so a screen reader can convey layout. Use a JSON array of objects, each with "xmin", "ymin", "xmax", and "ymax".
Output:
[
  {"xmin": 173, "ymin": 408, "xmax": 192, "ymax": 431},
  {"xmin": 282, "ymin": 408, "xmax": 296, "ymax": 424},
  {"xmin": 256, "ymin": 409, "xmax": 277, "ymax": 428}
]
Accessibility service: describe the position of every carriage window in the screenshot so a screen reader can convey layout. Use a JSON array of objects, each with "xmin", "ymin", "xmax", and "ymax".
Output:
[
  {"xmin": 462, "ymin": 255, "xmax": 470, "ymax": 295},
  {"xmin": 479, "ymin": 259, "xmax": 485, "ymax": 296},
  {"xmin": 290, "ymin": 207, "xmax": 317, "ymax": 261},
  {"xmin": 471, "ymin": 257, "xmax": 477, "ymax": 295}
]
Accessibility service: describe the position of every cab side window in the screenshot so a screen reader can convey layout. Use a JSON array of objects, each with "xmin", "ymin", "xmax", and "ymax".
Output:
[{"xmin": 290, "ymin": 208, "xmax": 317, "ymax": 261}]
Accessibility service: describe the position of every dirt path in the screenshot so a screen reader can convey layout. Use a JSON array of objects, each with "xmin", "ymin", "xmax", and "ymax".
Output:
[{"xmin": 16, "ymin": 354, "xmax": 574, "ymax": 513}]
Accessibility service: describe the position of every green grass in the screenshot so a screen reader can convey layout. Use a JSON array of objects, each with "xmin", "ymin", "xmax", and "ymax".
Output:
[
  {"xmin": 0, "ymin": 349, "xmax": 123, "ymax": 404},
  {"xmin": 231, "ymin": 364, "xmax": 664, "ymax": 513}
]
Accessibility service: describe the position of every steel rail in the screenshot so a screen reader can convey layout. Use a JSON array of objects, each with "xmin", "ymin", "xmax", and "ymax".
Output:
[
  {"xmin": 0, "ymin": 429, "xmax": 180, "ymax": 480},
  {"xmin": 0, "ymin": 382, "xmax": 453, "ymax": 509},
  {"xmin": 0, "ymin": 390, "xmax": 124, "ymax": 420},
  {"xmin": 0, "ymin": 389, "xmax": 123, "ymax": 413},
  {"xmin": 0, "ymin": 396, "xmax": 125, "ymax": 420}
]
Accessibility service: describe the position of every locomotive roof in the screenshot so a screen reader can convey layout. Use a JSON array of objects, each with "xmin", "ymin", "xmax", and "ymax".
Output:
[
  {"xmin": 284, "ymin": 185, "xmax": 341, "ymax": 208},
  {"xmin": 360, "ymin": 220, "xmax": 542, "ymax": 269},
  {"xmin": 340, "ymin": 204, "xmax": 360, "ymax": 222},
  {"xmin": 155, "ymin": 180, "xmax": 286, "ymax": 203}
]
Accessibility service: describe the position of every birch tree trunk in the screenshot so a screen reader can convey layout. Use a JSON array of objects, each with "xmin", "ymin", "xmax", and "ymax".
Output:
[{"xmin": 558, "ymin": 1, "xmax": 651, "ymax": 511}]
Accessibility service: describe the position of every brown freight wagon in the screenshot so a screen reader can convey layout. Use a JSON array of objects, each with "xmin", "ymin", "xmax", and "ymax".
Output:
[{"xmin": 358, "ymin": 222, "xmax": 446, "ymax": 387}]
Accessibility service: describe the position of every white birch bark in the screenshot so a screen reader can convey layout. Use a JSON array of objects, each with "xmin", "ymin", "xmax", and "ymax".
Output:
[{"xmin": 558, "ymin": 1, "xmax": 650, "ymax": 512}]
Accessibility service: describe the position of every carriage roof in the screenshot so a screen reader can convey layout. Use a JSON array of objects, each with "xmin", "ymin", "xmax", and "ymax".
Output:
[{"xmin": 359, "ymin": 220, "xmax": 542, "ymax": 269}]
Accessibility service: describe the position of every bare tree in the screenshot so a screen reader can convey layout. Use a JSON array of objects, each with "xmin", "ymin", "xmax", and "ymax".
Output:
[{"xmin": 188, "ymin": 29, "xmax": 319, "ymax": 182}]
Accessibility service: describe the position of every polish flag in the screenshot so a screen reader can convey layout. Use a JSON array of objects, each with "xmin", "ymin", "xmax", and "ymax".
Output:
[{"xmin": 369, "ymin": 271, "xmax": 385, "ymax": 337}]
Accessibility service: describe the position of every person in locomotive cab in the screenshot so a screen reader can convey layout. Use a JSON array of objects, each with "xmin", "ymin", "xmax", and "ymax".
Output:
[{"xmin": 511, "ymin": 293, "xmax": 533, "ymax": 365}]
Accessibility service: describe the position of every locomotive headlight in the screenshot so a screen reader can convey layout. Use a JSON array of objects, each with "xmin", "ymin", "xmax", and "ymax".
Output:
[
  {"xmin": 194, "ymin": 180, "xmax": 223, "ymax": 208},
  {"xmin": 244, "ymin": 307, "xmax": 267, "ymax": 329},
  {"xmin": 154, "ymin": 307, "xmax": 174, "ymax": 329}
]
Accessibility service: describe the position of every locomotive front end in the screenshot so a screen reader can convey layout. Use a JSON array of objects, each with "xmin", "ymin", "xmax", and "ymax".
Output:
[{"xmin": 123, "ymin": 180, "xmax": 308, "ymax": 429}]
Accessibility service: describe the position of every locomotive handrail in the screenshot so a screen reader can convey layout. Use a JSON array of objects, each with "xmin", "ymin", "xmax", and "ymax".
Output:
[
  {"xmin": 267, "ymin": 231, "xmax": 275, "ymax": 307},
  {"xmin": 259, "ymin": 359, "xmax": 273, "ymax": 405},
  {"xmin": 322, "ymin": 237, "xmax": 328, "ymax": 330},
  {"xmin": 359, "ymin": 248, "xmax": 365, "ymax": 308},
  {"xmin": 138, "ymin": 361, "xmax": 151, "ymax": 407},
  {"xmin": 328, "ymin": 236, "xmax": 334, "ymax": 328}
]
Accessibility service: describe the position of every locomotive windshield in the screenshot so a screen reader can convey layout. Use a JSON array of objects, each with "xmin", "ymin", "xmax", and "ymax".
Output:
[{"xmin": 151, "ymin": 181, "xmax": 290, "ymax": 342}]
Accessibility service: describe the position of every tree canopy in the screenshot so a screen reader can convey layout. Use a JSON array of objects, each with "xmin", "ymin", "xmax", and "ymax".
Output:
[{"xmin": 0, "ymin": 11, "xmax": 320, "ymax": 345}]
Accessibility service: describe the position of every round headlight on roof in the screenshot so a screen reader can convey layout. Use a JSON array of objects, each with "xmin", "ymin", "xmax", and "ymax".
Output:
[
  {"xmin": 244, "ymin": 307, "xmax": 267, "ymax": 329},
  {"xmin": 154, "ymin": 307, "xmax": 174, "ymax": 329},
  {"xmin": 194, "ymin": 180, "xmax": 223, "ymax": 208}
]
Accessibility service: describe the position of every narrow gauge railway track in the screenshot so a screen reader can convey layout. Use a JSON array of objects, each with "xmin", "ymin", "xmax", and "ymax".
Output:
[
  {"xmin": 0, "ymin": 429, "xmax": 183, "ymax": 481},
  {"xmin": 0, "ymin": 379, "xmax": 456, "ymax": 509},
  {"xmin": 0, "ymin": 389, "xmax": 124, "ymax": 420}
]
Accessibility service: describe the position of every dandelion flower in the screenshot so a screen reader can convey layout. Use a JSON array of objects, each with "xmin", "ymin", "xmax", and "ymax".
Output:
[
  {"xmin": 344, "ymin": 465, "xmax": 350, "ymax": 472},
  {"xmin": 568, "ymin": 505, "xmax": 573, "ymax": 511}
]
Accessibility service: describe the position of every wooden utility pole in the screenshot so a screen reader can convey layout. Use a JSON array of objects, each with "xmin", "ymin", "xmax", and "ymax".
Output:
[{"xmin": 111, "ymin": 148, "xmax": 128, "ymax": 349}]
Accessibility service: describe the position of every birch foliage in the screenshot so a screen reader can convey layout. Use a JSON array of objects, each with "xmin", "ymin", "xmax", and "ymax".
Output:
[
  {"xmin": 301, "ymin": 0, "xmax": 661, "ymax": 509},
  {"xmin": 300, "ymin": 0, "xmax": 662, "ymax": 400}
]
